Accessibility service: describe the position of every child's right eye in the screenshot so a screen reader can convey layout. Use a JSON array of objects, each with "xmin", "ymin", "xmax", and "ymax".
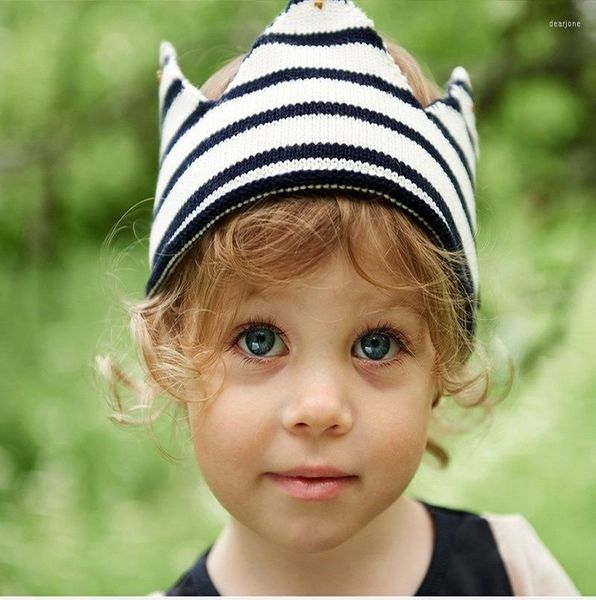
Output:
[{"xmin": 236, "ymin": 325, "xmax": 286, "ymax": 358}]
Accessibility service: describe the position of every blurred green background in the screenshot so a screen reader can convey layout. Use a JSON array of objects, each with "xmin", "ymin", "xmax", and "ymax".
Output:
[{"xmin": 1, "ymin": 0, "xmax": 594, "ymax": 594}]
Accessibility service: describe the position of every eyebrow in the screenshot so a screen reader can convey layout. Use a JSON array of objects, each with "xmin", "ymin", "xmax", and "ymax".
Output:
[
  {"xmin": 354, "ymin": 296, "xmax": 428, "ymax": 327},
  {"xmin": 244, "ymin": 287, "xmax": 426, "ymax": 320},
  {"xmin": 363, "ymin": 297, "xmax": 426, "ymax": 317}
]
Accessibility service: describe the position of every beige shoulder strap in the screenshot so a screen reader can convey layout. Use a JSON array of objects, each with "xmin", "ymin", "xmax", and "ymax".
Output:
[{"xmin": 484, "ymin": 513, "xmax": 580, "ymax": 596}]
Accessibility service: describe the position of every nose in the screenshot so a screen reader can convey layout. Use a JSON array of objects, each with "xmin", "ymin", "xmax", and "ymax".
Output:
[{"xmin": 281, "ymin": 362, "xmax": 354, "ymax": 437}]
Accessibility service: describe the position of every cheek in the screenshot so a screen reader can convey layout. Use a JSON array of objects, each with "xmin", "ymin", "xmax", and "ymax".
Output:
[
  {"xmin": 187, "ymin": 378, "xmax": 274, "ymax": 489},
  {"xmin": 380, "ymin": 415, "xmax": 429, "ymax": 461},
  {"xmin": 365, "ymin": 393, "xmax": 432, "ymax": 479},
  {"xmin": 188, "ymin": 392, "xmax": 278, "ymax": 522},
  {"xmin": 189, "ymin": 406, "xmax": 248, "ymax": 503}
]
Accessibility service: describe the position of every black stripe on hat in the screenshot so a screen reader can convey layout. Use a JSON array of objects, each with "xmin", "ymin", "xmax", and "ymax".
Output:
[
  {"xmin": 451, "ymin": 78, "xmax": 473, "ymax": 99},
  {"xmin": 253, "ymin": 27, "xmax": 386, "ymax": 51},
  {"xmin": 425, "ymin": 111, "xmax": 474, "ymax": 184},
  {"xmin": 161, "ymin": 79, "xmax": 183, "ymax": 124},
  {"xmin": 159, "ymin": 98, "xmax": 215, "ymax": 165},
  {"xmin": 429, "ymin": 93, "xmax": 477, "ymax": 157}
]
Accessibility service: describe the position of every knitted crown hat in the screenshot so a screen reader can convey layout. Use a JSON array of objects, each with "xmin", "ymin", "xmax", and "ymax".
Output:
[{"xmin": 148, "ymin": 0, "xmax": 480, "ymax": 335}]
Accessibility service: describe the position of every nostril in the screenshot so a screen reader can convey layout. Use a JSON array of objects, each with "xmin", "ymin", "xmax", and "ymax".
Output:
[{"xmin": 293, "ymin": 421, "xmax": 343, "ymax": 434}]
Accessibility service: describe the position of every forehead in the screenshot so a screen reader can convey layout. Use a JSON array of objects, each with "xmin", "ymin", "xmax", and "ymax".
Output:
[{"xmin": 240, "ymin": 250, "xmax": 426, "ymax": 320}]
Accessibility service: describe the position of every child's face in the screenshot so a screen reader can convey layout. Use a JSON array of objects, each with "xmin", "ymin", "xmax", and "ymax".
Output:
[{"xmin": 187, "ymin": 249, "xmax": 438, "ymax": 553}]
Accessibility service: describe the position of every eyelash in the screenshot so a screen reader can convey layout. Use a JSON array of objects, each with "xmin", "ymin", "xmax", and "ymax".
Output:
[{"xmin": 227, "ymin": 315, "xmax": 412, "ymax": 370}]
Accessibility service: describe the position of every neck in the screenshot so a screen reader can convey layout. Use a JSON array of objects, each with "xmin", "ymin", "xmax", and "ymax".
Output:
[{"xmin": 206, "ymin": 495, "xmax": 433, "ymax": 595}]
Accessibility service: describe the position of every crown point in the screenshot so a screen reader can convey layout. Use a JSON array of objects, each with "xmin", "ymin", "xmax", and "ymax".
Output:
[
  {"xmin": 314, "ymin": 0, "xmax": 324, "ymax": 8},
  {"xmin": 450, "ymin": 66, "xmax": 472, "ymax": 89},
  {"xmin": 159, "ymin": 41, "xmax": 177, "ymax": 67}
]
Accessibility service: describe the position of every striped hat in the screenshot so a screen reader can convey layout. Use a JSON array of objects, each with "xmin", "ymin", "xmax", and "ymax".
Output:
[{"xmin": 148, "ymin": 0, "xmax": 480, "ymax": 335}]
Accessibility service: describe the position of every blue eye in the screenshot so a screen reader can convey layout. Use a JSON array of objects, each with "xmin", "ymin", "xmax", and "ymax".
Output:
[
  {"xmin": 354, "ymin": 331, "xmax": 400, "ymax": 361},
  {"xmin": 239, "ymin": 326, "xmax": 284, "ymax": 357}
]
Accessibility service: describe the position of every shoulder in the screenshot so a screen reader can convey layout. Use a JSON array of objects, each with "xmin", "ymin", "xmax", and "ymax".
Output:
[
  {"xmin": 483, "ymin": 512, "xmax": 580, "ymax": 596},
  {"xmin": 421, "ymin": 502, "xmax": 513, "ymax": 594},
  {"xmin": 420, "ymin": 502, "xmax": 580, "ymax": 596}
]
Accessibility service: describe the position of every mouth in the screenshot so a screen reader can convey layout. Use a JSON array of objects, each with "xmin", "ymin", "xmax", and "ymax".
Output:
[{"xmin": 266, "ymin": 469, "xmax": 358, "ymax": 501}]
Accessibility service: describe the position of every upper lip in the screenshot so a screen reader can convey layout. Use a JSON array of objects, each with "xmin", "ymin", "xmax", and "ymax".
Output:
[{"xmin": 273, "ymin": 466, "xmax": 355, "ymax": 478}]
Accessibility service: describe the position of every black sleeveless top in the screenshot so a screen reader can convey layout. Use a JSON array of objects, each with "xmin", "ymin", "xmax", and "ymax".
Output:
[{"xmin": 165, "ymin": 502, "xmax": 513, "ymax": 596}]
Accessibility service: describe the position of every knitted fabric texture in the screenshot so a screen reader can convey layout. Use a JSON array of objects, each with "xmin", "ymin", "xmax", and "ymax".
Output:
[{"xmin": 148, "ymin": 0, "xmax": 480, "ymax": 334}]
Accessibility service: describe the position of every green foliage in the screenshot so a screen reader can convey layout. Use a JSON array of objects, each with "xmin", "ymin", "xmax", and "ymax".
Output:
[{"xmin": 0, "ymin": 0, "xmax": 594, "ymax": 594}]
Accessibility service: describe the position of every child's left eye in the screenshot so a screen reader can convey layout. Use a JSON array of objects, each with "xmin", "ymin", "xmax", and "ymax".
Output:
[{"xmin": 353, "ymin": 330, "xmax": 401, "ymax": 361}]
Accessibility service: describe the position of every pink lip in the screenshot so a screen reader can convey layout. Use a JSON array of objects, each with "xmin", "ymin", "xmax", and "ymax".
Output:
[
  {"xmin": 276, "ymin": 465, "xmax": 353, "ymax": 478},
  {"xmin": 267, "ymin": 467, "xmax": 357, "ymax": 500}
]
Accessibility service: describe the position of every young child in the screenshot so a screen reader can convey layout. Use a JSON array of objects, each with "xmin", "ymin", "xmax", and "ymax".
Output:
[{"xmin": 104, "ymin": 0, "xmax": 580, "ymax": 595}]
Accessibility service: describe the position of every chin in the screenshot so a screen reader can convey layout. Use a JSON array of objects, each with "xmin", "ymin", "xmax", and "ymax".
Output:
[{"xmin": 265, "ymin": 518, "xmax": 360, "ymax": 554}]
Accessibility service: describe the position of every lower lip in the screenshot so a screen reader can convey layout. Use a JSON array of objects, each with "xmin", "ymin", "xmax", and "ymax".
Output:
[{"xmin": 267, "ymin": 473, "xmax": 357, "ymax": 500}]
